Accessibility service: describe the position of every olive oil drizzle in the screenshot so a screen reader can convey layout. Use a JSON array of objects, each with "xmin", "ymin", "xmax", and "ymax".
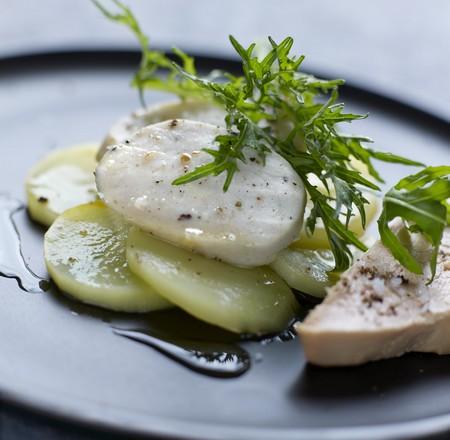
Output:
[
  {"xmin": 0, "ymin": 195, "xmax": 49, "ymax": 293},
  {"xmin": 113, "ymin": 328, "xmax": 251, "ymax": 378},
  {"xmin": 0, "ymin": 193, "xmax": 296, "ymax": 378}
]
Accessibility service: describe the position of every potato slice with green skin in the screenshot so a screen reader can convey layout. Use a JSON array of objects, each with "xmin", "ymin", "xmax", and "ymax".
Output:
[
  {"xmin": 270, "ymin": 248, "xmax": 338, "ymax": 298},
  {"xmin": 45, "ymin": 201, "xmax": 171, "ymax": 312},
  {"xmin": 127, "ymin": 227, "xmax": 298, "ymax": 334},
  {"xmin": 26, "ymin": 143, "xmax": 98, "ymax": 227}
]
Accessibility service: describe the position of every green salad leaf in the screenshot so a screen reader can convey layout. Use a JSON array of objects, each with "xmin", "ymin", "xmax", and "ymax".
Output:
[
  {"xmin": 93, "ymin": 0, "xmax": 449, "ymax": 278},
  {"xmin": 92, "ymin": 0, "xmax": 205, "ymax": 105},
  {"xmin": 378, "ymin": 167, "xmax": 450, "ymax": 279}
]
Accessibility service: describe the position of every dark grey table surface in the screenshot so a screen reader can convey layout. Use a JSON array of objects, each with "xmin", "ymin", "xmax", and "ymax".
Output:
[{"xmin": 0, "ymin": 1, "xmax": 449, "ymax": 439}]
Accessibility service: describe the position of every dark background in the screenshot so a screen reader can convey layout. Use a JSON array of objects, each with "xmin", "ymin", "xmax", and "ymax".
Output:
[
  {"xmin": 0, "ymin": 1, "xmax": 449, "ymax": 439},
  {"xmin": 1, "ymin": 0, "xmax": 449, "ymax": 120}
]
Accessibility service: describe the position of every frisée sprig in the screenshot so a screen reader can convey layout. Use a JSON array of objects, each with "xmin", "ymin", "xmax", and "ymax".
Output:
[
  {"xmin": 94, "ymin": 0, "xmax": 449, "ymax": 278},
  {"xmin": 92, "ymin": 0, "xmax": 206, "ymax": 105}
]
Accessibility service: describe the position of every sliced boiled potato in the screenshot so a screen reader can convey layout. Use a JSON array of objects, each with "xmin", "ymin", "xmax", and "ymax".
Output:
[
  {"xmin": 270, "ymin": 248, "xmax": 338, "ymax": 298},
  {"xmin": 127, "ymin": 227, "xmax": 299, "ymax": 334},
  {"xmin": 97, "ymin": 99, "xmax": 226, "ymax": 159},
  {"xmin": 292, "ymin": 192, "xmax": 380, "ymax": 250},
  {"xmin": 44, "ymin": 201, "xmax": 171, "ymax": 312},
  {"xmin": 26, "ymin": 143, "xmax": 98, "ymax": 227}
]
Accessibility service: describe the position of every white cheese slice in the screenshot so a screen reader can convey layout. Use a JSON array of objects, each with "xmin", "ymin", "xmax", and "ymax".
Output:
[
  {"xmin": 98, "ymin": 100, "xmax": 225, "ymax": 159},
  {"xmin": 96, "ymin": 119, "xmax": 306, "ymax": 267}
]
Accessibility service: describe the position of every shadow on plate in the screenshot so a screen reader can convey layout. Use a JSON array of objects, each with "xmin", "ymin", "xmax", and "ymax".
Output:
[
  {"xmin": 45, "ymin": 285, "xmax": 241, "ymax": 343},
  {"xmin": 290, "ymin": 351, "xmax": 450, "ymax": 400}
]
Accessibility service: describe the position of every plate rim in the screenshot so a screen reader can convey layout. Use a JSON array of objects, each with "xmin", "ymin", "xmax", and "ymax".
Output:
[{"xmin": 1, "ymin": 48, "xmax": 450, "ymax": 440}]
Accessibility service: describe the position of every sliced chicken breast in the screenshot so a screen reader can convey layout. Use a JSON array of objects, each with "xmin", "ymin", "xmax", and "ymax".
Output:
[
  {"xmin": 96, "ymin": 119, "xmax": 306, "ymax": 267},
  {"xmin": 296, "ymin": 221, "xmax": 450, "ymax": 366},
  {"xmin": 97, "ymin": 100, "xmax": 225, "ymax": 159}
]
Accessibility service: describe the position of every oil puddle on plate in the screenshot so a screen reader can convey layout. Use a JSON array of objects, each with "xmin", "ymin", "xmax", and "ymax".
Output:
[{"xmin": 0, "ymin": 193, "xmax": 300, "ymax": 378}]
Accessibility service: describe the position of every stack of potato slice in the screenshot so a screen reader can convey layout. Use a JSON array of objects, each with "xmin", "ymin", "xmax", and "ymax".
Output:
[{"xmin": 26, "ymin": 100, "xmax": 380, "ymax": 334}]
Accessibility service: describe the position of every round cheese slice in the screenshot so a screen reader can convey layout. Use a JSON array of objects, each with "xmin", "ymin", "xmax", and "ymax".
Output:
[
  {"xmin": 96, "ymin": 119, "xmax": 306, "ymax": 267},
  {"xmin": 97, "ymin": 99, "xmax": 225, "ymax": 159}
]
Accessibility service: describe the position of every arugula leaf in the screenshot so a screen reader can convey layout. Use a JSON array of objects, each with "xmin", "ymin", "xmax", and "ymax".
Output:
[
  {"xmin": 378, "ymin": 166, "xmax": 450, "ymax": 280},
  {"xmin": 94, "ymin": 0, "xmax": 449, "ymax": 277}
]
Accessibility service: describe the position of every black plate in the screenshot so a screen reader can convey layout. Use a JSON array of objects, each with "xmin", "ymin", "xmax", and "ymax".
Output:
[{"xmin": 0, "ymin": 49, "xmax": 449, "ymax": 440}]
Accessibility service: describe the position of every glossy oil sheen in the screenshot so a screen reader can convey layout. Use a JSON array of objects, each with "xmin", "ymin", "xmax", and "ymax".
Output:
[
  {"xmin": 67, "ymin": 303, "xmax": 269, "ymax": 378},
  {"xmin": 113, "ymin": 328, "xmax": 251, "ymax": 378},
  {"xmin": 0, "ymin": 192, "xmax": 259, "ymax": 378},
  {"xmin": 0, "ymin": 195, "xmax": 49, "ymax": 293}
]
